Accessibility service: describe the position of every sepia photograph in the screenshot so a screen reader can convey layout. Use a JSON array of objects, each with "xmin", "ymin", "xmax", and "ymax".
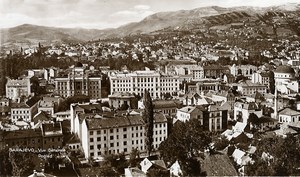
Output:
[{"xmin": 1, "ymin": 0, "xmax": 300, "ymax": 176}]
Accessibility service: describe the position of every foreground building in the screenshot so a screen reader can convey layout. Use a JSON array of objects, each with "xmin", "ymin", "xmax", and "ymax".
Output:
[{"xmin": 78, "ymin": 112, "xmax": 167, "ymax": 159}]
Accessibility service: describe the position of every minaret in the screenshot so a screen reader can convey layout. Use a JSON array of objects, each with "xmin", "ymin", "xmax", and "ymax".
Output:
[{"xmin": 274, "ymin": 87, "xmax": 278, "ymax": 120}]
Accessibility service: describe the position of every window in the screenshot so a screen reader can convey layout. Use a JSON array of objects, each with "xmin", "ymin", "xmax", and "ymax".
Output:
[
  {"xmin": 97, "ymin": 137, "xmax": 101, "ymax": 141},
  {"xmin": 97, "ymin": 144, "xmax": 101, "ymax": 149},
  {"xmin": 110, "ymin": 129, "xmax": 113, "ymax": 133},
  {"xmin": 90, "ymin": 145, "xmax": 94, "ymax": 150},
  {"xmin": 124, "ymin": 141, "xmax": 127, "ymax": 146},
  {"xmin": 124, "ymin": 148, "xmax": 127, "ymax": 152},
  {"xmin": 90, "ymin": 138, "xmax": 93, "ymax": 142},
  {"xmin": 90, "ymin": 152, "xmax": 94, "ymax": 156},
  {"xmin": 123, "ymin": 134, "xmax": 127, "ymax": 139},
  {"xmin": 90, "ymin": 131, "xmax": 93, "ymax": 135},
  {"xmin": 110, "ymin": 143, "xmax": 114, "ymax": 147},
  {"xmin": 110, "ymin": 136, "xmax": 114, "ymax": 140},
  {"xmin": 97, "ymin": 130, "xmax": 100, "ymax": 134},
  {"xmin": 123, "ymin": 128, "xmax": 127, "ymax": 132}
]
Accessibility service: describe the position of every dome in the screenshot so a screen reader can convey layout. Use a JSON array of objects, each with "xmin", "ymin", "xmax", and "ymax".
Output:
[
  {"xmin": 75, "ymin": 62, "xmax": 83, "ymax": 67},
  {"xmin": 274, "ymin": 65, "xmax": 295, "ymax": 74}
]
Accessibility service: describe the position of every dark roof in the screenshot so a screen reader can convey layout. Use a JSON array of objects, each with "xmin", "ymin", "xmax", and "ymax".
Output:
[
  {"xmin": 202, "ymin": 153, "xmax": 238, "ymax": 176},
  {"xmin": 275, "ymin": 65, "xmax": 295, "ymax": 74},
  {"xmin": 77, "ymin": 103, "xmax": 103, "ymax": 113},
  {"xmin": 26, "ymin": 96, "xmax": 41, "ymax": 107},
  {"xmin": 153, "ymin": 100, "xmax": 181, "ymax": 109},
  {"xmin": 4, "ymin": 129, "xmax": 42, "ymax": 140},
  {"xmin": 41, "ymin": 122, "xmax": 62, "ymax": 135},
  {"xmin": 75, "ymin": 62, "xmax": 83, "ymax": 67},
  {"xmin": 84, "ymin": 112, "xmax": 166, "ymax": 130},
  {"xmin": 85, "ymin": 114, "xmax": 145, "ymax": 130},
  {"xmin": 33, "ymin": 111, "xmax": 52, "ymax": 124},
  {"xmin": 203, "ymin": 65, "xmax": 229, "ymax": 70}
]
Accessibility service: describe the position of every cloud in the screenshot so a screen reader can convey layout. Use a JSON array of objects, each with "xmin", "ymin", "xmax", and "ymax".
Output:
[
  {"xmin": 113, "ymin": 10, "xmax": 138, "ymax": 16},
  {"xmin": 134, "ymin": 4, "xmax": 150, "ymax": 10}
]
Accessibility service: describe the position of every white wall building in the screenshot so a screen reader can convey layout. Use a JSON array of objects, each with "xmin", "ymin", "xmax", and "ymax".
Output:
[
  {"xmin": 79, "ymin": 112, "xmax": 167, "ymax": 160},
  {"xmin": 6, "ymin": 77, "xmax": 31, "ymax": 101},
  {"xmin": 110, "ymin": 70, "xmax": 180, "ymax": 99}
]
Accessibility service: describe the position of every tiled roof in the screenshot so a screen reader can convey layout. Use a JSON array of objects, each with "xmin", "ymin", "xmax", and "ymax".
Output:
[
  {"xmin": 85, "ymin": 114, "xmax": 144, "ymax": 130},
  {"xmin": 202, "ymin": 153, "xmax": 238, "ymax": 176},
  {"xmin": 41, "ymin": 122, "xmax": 62, "ymax": 134},
  {"xmin": 153, "ymin": 100, "xmax": 181, "ymax": 109},
  {"xmin": 4, "ymin": 129, "xmax": 42, "ymax": 140},
  {"xmin": 279, "ymin": 108, "xmax": 300, "ymax": 116},
  {"xmin": 84, "ymin": 112, "xmax": 166, "ymax": 130}
]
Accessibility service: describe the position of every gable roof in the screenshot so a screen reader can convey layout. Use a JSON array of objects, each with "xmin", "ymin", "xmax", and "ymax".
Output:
[
  {"xmin": 279, "ymin": 108, "xmax": 300, "ymax": 116},
  {"xmin": 202, "ymin": 153, "xmax": 238, "ymax": 176}
]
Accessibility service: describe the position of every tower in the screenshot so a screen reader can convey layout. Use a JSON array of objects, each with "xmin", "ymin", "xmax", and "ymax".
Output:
[{"xmin": 274, "ymin": 87, "xmax": 278, "ymax": 120}]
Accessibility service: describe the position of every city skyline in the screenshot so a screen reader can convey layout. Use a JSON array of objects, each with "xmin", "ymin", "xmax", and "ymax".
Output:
[{"xmin": 0, "ymin": 0, "xmax": 299, "ymax": 29}]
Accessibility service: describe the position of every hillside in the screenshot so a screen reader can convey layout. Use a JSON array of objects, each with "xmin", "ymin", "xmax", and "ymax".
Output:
[{"xmin": 1, "ymin": 3, "xmax": 300, "ymax": 49}]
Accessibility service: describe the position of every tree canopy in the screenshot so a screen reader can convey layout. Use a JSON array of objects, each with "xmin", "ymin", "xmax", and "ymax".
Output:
[{"xmin": 159, "ymin": 119, "xmax": 211, "ymax": 176}]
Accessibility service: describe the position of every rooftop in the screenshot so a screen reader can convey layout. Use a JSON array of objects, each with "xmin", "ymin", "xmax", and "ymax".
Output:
[{"xmin": 275, "ymin": 65, "xmax": 295, "ymax": 74}]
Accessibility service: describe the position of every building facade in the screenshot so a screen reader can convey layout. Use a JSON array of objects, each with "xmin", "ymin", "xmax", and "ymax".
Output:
[
  {"xmin": 6, "ymin": 77, "xmax": 31, "ymax": 101},
  {"xmin": 80, "ymin": 112, "xmax": 167, "ymax": 160},
  {"xmin": 54, "ymin": 63, "xmax": 101, "ymax": 99},
  {"xmin": 110, "ymin": 70, "xmax": 180, "ymax": 99}
]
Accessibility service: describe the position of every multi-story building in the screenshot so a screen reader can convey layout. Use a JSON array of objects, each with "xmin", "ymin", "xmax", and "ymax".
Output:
[
  {"xmin": 54, "ymin": 63, "xmax": 102, "ymax": 99},
  {"xmin": 153, "ymin": 100, "xmax": 182, "ymax": 116},
  {"xmin": 174, "ymin": 65, "xmax": 204, "ymax": 80},
  {"xmin": 108, "ymin": 92, "xmax": 137, "ymax": 109},
  {"xmin": 236, "ymin": 80, "xmax": 267, "ymax": 95},
  {"xmin": 251, "ymin": 71, "xmax": 270, "ymax": 86},
  {"xmin": 176, "ymin": 104, "xmax": 228, "ymax": 131},
  {"xmin": 3, "ymin": 129, "xmax": 43, "ymax": 149},
  {"xmin": 3, "ymin": 122, "xmax": 63, "ymax": 150},
  {"xmin": 10, "ymin": 97, "xmax": 40, "ymax": 122},
  {"xmin": 234, "ymin": 101, "xmax": 262, "ymax": 123},
  {"xmin": 38, "ymin": 100, "xmax": 55, "ymax": 116},
  {"xmin": 203, "ymin": 65, "xmax": 230, "ymax": 79},
  {"xmin": 274, "ymin": 65, "xmax": 295, "ymax": 85},
  {"xmin": 230, "ymin": 64, "xmax": 257, "ymax": 79},
  {"xmin": 79, "ymin": 112, "xmax": 167, "ymax": 160},
  {"xmin": 41, "ymin": 122, "xmax": 63, "ymax": 149},
  {"xmin": 6, "ymin": 77, "xmax": 31, "ymax": 101},
  {"xmin": 278, "ymin": 108, "xmax": 300, "ymax": 123},
  {"xmin": 0, "ymin": 97, "xmax": 10, "ymax": 116},
  {"xmin": 196, "ymin": 79, "xmax": 228, "ymax": 92},
  {"xmin": 110, "ymin": 70, "xmax": 180, "ymax": 99}
]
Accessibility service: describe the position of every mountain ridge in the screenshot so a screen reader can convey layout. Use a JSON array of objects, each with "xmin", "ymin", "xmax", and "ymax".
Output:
[{"xmin": 1, "ymin": 4, "xmax": 300, "ymax": 48}]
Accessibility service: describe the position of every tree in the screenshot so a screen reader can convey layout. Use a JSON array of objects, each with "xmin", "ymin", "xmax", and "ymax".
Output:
[
  {"xmin": 159, "ymin": 119, "xmax": 211, "ymax": 176},
  {"xmin": 129, "ymin": 148, "xmax": 140, "ymax": 167},
  {"xmin": 143, "ymin": 90, "xmax": 154, "ymax": 156},
  {"xmin": 8, "ymin": 151, "xmax": 35, "ymax": 176},
  {"xmin": 120, "ymin": 102, "xmax": 129, "ymax": 110},
  {"xmin": 248, "ymin": 113, "xmax": 259, "ymax": 128}
]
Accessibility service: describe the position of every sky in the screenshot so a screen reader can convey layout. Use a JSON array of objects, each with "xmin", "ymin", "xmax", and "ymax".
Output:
[{"xmin": 0, "ymin": 0, "xmax": 299, "ymax": 29}]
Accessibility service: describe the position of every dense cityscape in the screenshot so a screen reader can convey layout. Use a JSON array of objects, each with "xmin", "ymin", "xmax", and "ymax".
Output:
[{"xmin": 1, "ymin": 1, "xmax": 300, "ymax": 177}]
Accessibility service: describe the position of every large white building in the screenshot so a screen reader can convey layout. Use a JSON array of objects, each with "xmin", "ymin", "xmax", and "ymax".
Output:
[
  {"xmin": 274, "ymin": 65, "xmax": 299, "ymax": 94},
  {"xmin": 78, "ymin": 112, "xmax": 167, "ymax": 160},
  {"xmin": 54, "ymin": 63, "xmax": 102, "ymax": 99},
  {"xmin": 6, "ymin": 77, "xmax": 31, "ymax": 101},
  {"xmin": 234, "ymin": 101, "xmax": 262, "ymax": 123},
  {"xmin": 110, "ymin": 70, "xmax": 180, "ymax": 99}
]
